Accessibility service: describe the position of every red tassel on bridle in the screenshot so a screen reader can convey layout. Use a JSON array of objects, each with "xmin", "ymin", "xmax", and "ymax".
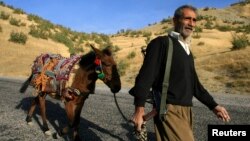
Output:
[{"xmin": 94, "ymin": 57, "xmax": 101, "ymax": 65}]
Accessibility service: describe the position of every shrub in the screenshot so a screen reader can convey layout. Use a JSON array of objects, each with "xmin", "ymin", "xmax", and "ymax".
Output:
[
  {"xmin": 203, "ymin": 7, "xmax": 210, "ymax": 11},
  {"xmin": 216, "ymin": 25, "xmax": 232, "ymax": 32},
  {"xmin": 74, "ymin": 46, "xmax": 84, "ymax": 53},
  {"xmin": 204, "ymin": 21, "xmax": 213, "ymax": 29},
  {"xmin": 27, "ymin": 14, "xmax": 43, "ymax": 23},
  {"xmin": 232, "ymin": 21, "xmax": 245, "ymax": 25},
  {"xmin": 68, "ymin": 47, "xmax": 76, "ymax": 55},
  {"xmin": 99, "ymin": 34, "xmax": 110, "ymax": 43},
  {"xmin": 130, "ymin": 31, "xmax": 138, "ymax": 37},
  {"xmin": 193, "ymin": 26, "xmax": 202, "ymax": 38},
  {"xmin": 162, "ymin": 25, "xmax": 168, "ymax": 30},
  {"xmin": 193, "ymin": 34, "xmax": 201, "ymax": 39},
  {"xmin": 13, "ymin": 8, "xmax": 25, "ymax": 14},
  {"xmin": 0, "ymin": 25, "xmax": 2, "ymax": 32},
  {"xmin": 0, "ymin": 1, "xmax": 6, "ymax": 6},
  {"xmin": 231, "ymin": 33, "xmax": 250, "ymax": 50},
  {"xmin": 29, "ymin": 25, "xmax": 48, "ymax": 39},
  {"xmin": 145, "ymin": 36, "xmax": 151, "ymax": 45},
  {"xmin": 117, "ymin": 60, "xmax": 129, "ymax": 76},
  {"xmin": 52, "ymin": 32, "xmax": 73, "ymax": 48},
  {"xmin": 20, "ymin": 22, "xmax": 26, "ymax": 26},
  {"xmin": 9, "ymin": 31, "xmax": 28, "ymax": 44},
  {"xmin": 0, "ymin": 11, "xmax": 10, "ymax": 20},
  {"xmin": 111, "ymin": 45, "xmax": 120, "ymax": 52},
  {"xmin": 9, "ymin": 17, "xmax": 21, "ymax": 26},
  {"xmin": 94, "ymin": 37, "xmax": 102, "ymax": 44},
  {"xmin": 235, "ymin": 24, "xmax": 250, "ymax": 34},
  {"xmin": 142, "ymin": 31, "xmax": 152, "ymax": 37},
  {"xmin": 194, "ymin": 26, "xmax": 203, "ymax": 33},
  {"xmin": 197, "ymin": 42, "xmax": 205, "ymax": 46},
  {"xmin": 160, "ymin": 17, "xmax": 172, "ymax": 24},
  {"xmin": 127, "ymin": 51, "xmax": 136, "ymax": 59}
]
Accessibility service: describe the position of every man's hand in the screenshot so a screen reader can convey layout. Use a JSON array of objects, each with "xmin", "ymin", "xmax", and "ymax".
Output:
[
  {"xmin": 131, "ymin": 106, "xmax": 145, "ymax": 131},
  {"xmin": 213, "ymin": 105, "xmax": 231, "ymax": 122}
]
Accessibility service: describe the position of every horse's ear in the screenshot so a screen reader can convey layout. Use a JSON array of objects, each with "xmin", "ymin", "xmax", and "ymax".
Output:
[
  {"xmin": 103, "ymin": 47, "xmax": 112, "ymax": 56},
  {"xmin": 89, "ymin": 44, "xmax": 102, "ymax": 58}
]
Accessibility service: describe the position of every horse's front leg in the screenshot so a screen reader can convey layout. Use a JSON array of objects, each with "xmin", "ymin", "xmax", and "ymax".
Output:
[
  {"xmin": 38, "ymin": 92, "xmax": 51, "ymax": 135},
  {"xmin": 60, "ymin": 98, "xmax": 85, "ymax": 141},
  {"xmin": 26, "ymin": 96, "xmax": 39, "ymax": 125},
  {"xmin": 72, "ymin": 101, "xmax": 84, "ymax": 141}
]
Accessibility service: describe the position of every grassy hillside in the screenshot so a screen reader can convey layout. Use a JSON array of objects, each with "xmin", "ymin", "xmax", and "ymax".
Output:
[{"xmin": 0, "ymin": 1, "xmax": 249, "ymax": 94}]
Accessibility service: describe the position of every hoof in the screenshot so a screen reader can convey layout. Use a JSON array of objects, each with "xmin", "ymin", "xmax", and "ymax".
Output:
[
  {"xmin": 57, "ymin": 127, "xmax": 68, "ymax": 137},
  {"xmin": 57, "ymin": 129, "xmax": 63, "ymax": 137},
  {"xmin": 25, "ymin": 115, "xmax": 32, "ymax": 123},
  {"xmin": 27, "ymin": 121, "xmax": 33, "ymax": 126},
  {"xmin": 52, "ymin": 132, "xmax": 59, "ymax": 139},
  {"xmin": 44, "ymin": 130, "xmax": 52, "ymax": 136},
  {"xmin": 74, "ymin": 134, "xmax": 82, "ymax": 141}
]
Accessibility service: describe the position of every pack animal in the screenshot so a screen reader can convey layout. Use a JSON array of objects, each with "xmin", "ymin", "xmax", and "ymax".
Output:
[{"xmin": 19, "ymin": 45, "xmax": 121, "ymax": 141}]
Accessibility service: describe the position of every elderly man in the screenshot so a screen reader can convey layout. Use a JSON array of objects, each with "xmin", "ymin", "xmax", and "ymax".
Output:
[{"xmin": 130, "ymin": 5, "xmax": 230, "ymax": 141}]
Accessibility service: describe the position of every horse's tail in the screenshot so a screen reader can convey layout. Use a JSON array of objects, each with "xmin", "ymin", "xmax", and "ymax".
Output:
[{"xmin": 19, "ymin": 74, "xmax": 32, "ymax": 93}]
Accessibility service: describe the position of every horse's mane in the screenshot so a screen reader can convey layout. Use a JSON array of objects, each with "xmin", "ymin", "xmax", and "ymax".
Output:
[{"xmin": 79, "ymin": 51, "xmax": 95, "ymax": 69}]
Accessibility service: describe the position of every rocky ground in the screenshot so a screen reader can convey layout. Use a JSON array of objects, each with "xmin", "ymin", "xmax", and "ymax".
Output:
[{"xmin": 0, "ymin": 77, "xmax": 250, "ymax": 141}]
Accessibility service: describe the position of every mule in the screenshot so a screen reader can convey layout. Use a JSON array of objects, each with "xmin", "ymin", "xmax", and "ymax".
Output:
[{"xmin": 19, "ymin": 45, "xmax": 121, "ymax": 141}]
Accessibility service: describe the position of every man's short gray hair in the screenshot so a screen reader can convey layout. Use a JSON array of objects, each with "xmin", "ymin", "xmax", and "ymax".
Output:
[{"xmin": 174, "ymin": 5, "xmax": 198, "ymax": 19}]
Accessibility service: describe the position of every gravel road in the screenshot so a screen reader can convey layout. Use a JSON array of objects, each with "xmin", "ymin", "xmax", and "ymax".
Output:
[{"xmin": 0, "ymin": 77, "xmax": 249, "ymax": 141}]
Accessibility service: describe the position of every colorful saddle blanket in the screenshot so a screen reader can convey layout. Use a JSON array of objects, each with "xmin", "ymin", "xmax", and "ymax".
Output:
[{"xmin": 31, "ymin": 53, "xmax": 81, "ymax": 92}]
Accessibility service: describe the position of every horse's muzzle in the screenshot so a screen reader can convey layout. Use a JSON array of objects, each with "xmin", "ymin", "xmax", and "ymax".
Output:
[{"xmin": 111, "ymin": 85, "xmax": 121, "ymax": 93}]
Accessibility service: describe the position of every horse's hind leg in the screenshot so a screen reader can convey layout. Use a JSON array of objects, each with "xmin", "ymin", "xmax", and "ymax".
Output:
[
  {"xmin": 38, "ymin": 92, "xmax": 51, "ymax": 135},
  {"xmin": 26, "ymin": 96, "xmax": 39, "ymax": 125}
]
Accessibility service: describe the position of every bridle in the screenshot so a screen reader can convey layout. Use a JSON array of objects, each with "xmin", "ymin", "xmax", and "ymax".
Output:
[
  {"xmin": 94, "ymin": 57, "xmax": 105, "ymax": 80},
  {"xmin": 65, "ymin": 56, "xmax": 106, "ymax": 98}
]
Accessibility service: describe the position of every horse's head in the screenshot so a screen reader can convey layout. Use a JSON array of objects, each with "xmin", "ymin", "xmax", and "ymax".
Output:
[{"xmin": 90, "ymin": 44, "xmax": 121, "ymax": 93}]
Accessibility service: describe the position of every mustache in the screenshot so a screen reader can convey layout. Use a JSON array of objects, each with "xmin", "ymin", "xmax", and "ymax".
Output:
[{"xmin": 185, "ymin": 26, "xmax": 193, "ymax": 30}]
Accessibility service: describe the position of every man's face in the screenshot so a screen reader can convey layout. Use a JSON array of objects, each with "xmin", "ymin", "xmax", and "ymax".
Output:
[{"xmin": 174, "ymin": 8, "xmax": 197, "ymax": 39}]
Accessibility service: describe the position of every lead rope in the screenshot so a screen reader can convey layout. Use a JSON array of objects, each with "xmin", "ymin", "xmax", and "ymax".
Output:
[
  {"xmin": 112, "ymin": 47, "xmax": 149, "ymax": 141},
  {"xmin": 113, "ymin": 92, "xmax": 129, "ymax": 121},
  {"xmin": 112, "ymin": 47, "xmax": 151, "ymax": 141},
  {"xmin": 113, "ymin": 92, "xmax": 148, "ymax": 141}
]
